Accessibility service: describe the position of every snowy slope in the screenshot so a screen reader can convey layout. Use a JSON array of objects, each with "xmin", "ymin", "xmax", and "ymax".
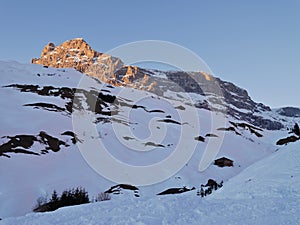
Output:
[
  {"xmin": 0, "ymin": 61, "xmax": 295, "ymax": 219},
  {"xmin": 1, "ymin": 143, "xmax": 300, "ymax": 225},
  {"xmin": 212, "ymin": 142, "xmax": 300, "ymax": 200}
]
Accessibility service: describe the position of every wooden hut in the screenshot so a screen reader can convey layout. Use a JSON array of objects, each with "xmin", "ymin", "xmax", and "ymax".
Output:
[{"xmin": 214, "ymin": 157, "xmax": 234, "ymax": 167}]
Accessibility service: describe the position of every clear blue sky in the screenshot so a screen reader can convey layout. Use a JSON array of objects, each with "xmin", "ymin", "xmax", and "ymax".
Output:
[{"xmin": 0, "ymin": 0, "xmax": 299, "ymax": 108}]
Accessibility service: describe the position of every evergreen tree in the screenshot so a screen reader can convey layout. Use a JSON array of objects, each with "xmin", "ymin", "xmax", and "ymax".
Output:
[
  {"xmin": 50, "ymin": 190, "xmax": 59, "ymax": 203},
  {"xmin": 60, "ymin": 190, "xmax": 69, "ymax": 207},
  {"xmin": 34, "ymin": 186, "xmax": 90, "ymax": 213}
]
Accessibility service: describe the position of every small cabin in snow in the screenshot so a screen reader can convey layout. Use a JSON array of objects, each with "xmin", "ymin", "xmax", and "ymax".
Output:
[{"xmin": 214, "ymin": 157, "xmax": 234, "ymax": 167}]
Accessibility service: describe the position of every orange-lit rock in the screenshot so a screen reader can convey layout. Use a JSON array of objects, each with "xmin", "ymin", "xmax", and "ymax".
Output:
[{"xmin": 32, "ymin": 38, "xmax": 123, "ymax": 84}]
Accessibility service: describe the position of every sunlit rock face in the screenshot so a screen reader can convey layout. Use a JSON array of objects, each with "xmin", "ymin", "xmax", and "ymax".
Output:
[{"xmin": 32, "ymin": 38, "xmax": 283, "ymax": 130}]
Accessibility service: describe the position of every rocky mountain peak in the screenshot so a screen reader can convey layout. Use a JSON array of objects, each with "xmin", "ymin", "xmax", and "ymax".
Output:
[
  {"xmin": 31, "ymin": 39, "xmax": 284, "ymax": 130},
  {"xmin": 32, "ymin": 38, "xmax": 124, "ymax": 83}
]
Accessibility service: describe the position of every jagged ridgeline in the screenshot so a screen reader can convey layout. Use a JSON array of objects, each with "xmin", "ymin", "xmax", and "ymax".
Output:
[{"xmin": 32, "ymin": 38, "xmax": 283, "ymax": 130}]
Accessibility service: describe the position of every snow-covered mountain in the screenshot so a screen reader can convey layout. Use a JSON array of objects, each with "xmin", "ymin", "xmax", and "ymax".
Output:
[
  {"xmin": 0, "ymin": 40, "xmax": 299, "ymax": 221},
  {"xmin": 31, "ymin": 39, "xmax": 288, "ymax": 130}
]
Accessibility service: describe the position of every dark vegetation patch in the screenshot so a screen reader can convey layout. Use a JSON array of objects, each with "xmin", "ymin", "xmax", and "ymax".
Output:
[
  {"xmin": 194, "ymin": 100, "xmax": 210, "ymax": 110},
  {"xmin": 229, "ymin": 121, "xmax": 263, "ymax": 137},
  {"xmin": 175, "ymin": 105, "xmax": 185, "ymax": 110},
  {"xmin": 112, "ymin": 98, "xmax": 165, "ymax": 115},
  {"xmin": 194, "ymin": 136, "xmax": 205, "ymax": 142},
  {"xmin": 110, "ymin": 117, "xmax": 137, "ymax": 126},
  {"xmin": 33, "ymin": 187, "xmax": 89, "ymax": 213},
  {"xmin": 148, "ymin": 109, "xmax": 165, "ymax": 113},
  {"xmin": 218, "ymin": 127, "xmax": 235, "ymax": 132},
  {"xmin": 0, "ymin": 131, "xmax": 72, "ymax": 158},
  {"xmin": 217, "ymin": 127, "xmax": 241, "ymax": 135},
  {"xmin": 205, "ymin": 133, "xmax": 218, "ymax": 138},
  {"xmin": 157, "ymin": 119, "xmax": 181, "ymax": 125},
  {"xmin": 95, "ymin": 117, "xmax": 111, "ymax": 124},
  {"xmin": 0, "ymin": 135, "xmax": 38, "ymax": 158},
  {"xmin": 39, "ymin": 131, "xmax": 69, "ymax": 152},
  {"xmin": 105, "ymin": 184, "xmax": 140, "ymax": 197},
  {"xmin": 100, "ymin": 89, "xmax": 111, "ymax": 93},
  {"xmin": 131, "ymin": 104, "xmax": 146, "ymax": 110},
  {"xmin": 108, "ymin": 184, "xmax": 139, "ymax": 191},
  {"xmin": 157, "ymin": 186, "xmax": 195, "ymax": 195},
  {"xmin": 276, "ymin": 123, "xmax": 300, "ymax": 145},
  {"xmin": 205, "ymin": 179, "xmax": 220, "ymax": 188},
  {"xmin": 24, "ymin": 103, "xmax": 65, "ymax": 112},
  {"xmin": 197, "ymin": 179, "xmax": 223, "ymax": 197},
  {"xmin": 144, "ymin": 142, "xmax": 165, "ymax": 148},
  {"xmin": 4, "ymin": 84, "xmax": 118, "ymax": 116},
  {"xmin": 128, "ymin": 104, "xmax": 166, "ymax": 114},
  {"xmin": 123, "ymin": 136, "xmax": 135, "ymax": 141},
  {"xmin": 46, "ymin": 73, "xmax": 56, "ymax": 76},
  {"xmin": 61, "ymin": 131, "xmax": 79, "ymax": 144},
  {"xmin": 276, "ymin": 136, "xmax": 300, "ymax": 145}
]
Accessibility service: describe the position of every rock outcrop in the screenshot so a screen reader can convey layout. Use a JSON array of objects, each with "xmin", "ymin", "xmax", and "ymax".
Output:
[
  {"xmin": 277, "ymin": 107, "xmax": 300, "ymax": 117},
  {"xmin": 32, "ymin": 38, "xmax": 124, "ymax": 84}
]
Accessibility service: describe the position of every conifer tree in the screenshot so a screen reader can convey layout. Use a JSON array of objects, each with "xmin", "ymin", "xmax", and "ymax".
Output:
[{"xmin": 50, "ymin": 190, "xmax": 59, "ymax": 203}]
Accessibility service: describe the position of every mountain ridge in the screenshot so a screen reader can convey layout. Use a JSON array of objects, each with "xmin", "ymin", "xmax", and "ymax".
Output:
[{"xmin": 32, "ymin": 38, "xmax": 284, "ymax": 130}]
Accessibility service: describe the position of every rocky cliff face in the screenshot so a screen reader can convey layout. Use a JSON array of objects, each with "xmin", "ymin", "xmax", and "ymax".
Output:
[
  {"xmin": 32, "ymin": 38, "xmax": 283, "ymax": 130},
  {"xmin": 32, "ymin": 38, "xmax": 124, "ymax": 84}
]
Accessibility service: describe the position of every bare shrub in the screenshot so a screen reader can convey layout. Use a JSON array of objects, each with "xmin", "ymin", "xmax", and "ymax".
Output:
[{"xmin": 95, "ymin": 192, "xmax": 111, "ymax": 202}]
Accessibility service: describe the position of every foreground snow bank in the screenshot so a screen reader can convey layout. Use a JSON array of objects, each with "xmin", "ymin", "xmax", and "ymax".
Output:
[
  {"xmin": 1, "ymin": 194, "xmax": 299, "ymax": 225},
  {"xmin": 2, "ymin": 143, "xmax": 300, "ymax": 225}
]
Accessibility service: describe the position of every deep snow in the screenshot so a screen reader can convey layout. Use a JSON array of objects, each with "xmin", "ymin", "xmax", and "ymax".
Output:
[{"xmin": 1, "ymin": 143, "xmax": 300, "ymax": 225}]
